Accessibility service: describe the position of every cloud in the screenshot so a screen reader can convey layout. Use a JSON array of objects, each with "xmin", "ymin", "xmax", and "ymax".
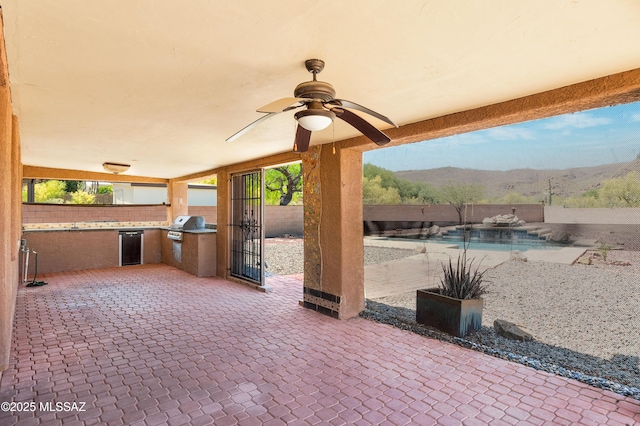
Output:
[
  {"xmin": 631, "ymin": 113, "xmax": 640, "ymax": 122},
  {"xmin": 485, "ymin": 126, "xmax": 536, "ymax": 140},
  {"xmin": 439, "ymin": 132, "xmax": 489, "ymax": 147},
  {"xmin": 542, "ymin": 112, "xmax": 612, "ymax": 130}
]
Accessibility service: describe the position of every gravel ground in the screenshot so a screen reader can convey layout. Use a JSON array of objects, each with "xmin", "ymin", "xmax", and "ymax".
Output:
[
  {"xmin": 369, "ymin": 251, "xmax": 640, "ymax": 399},
  {"xmin": 264, "ymin": 238, "xmax": 415, "ymax": 276},
  {"xmin": 265, "ymin": 238, "xmax": 640, "ymax": 399}
]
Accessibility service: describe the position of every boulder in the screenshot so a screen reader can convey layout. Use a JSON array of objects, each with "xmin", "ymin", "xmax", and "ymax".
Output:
[
  {"xmin": 494, "ymin": 319, "xmax": 534, "ymax": 342},
  {"xmin": 510, "ymin": 250, "xmax": 527, "ymax": 262},
  {"xmin": 483, "ymin": 214, "xmax": 525, "ymax": 227},
  {"xmin": 548, "ymin": 231, "xmax": 571, "ymax": 243},
  {"xmin": 429, "ymin": 225, "xmax": 440, "ymax": 236},
  {"xmin": 576, "ymin": 256, "xmax": 591, "ymax": 265}
]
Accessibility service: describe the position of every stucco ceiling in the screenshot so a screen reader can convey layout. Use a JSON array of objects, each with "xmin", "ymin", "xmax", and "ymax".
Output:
[{"xmin": 2, "ymin": 0, "xmax": 640, "ymax": 179}]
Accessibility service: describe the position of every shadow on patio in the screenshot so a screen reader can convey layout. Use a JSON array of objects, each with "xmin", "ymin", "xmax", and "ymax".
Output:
[{"xmin": 1, "ymin": 264, "xmax": 638, "ymax": 425}]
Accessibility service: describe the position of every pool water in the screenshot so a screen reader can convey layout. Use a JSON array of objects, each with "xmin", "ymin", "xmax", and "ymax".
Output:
[
  {"xmin": 438, "ymin": 238, "xmax": 561, "ymax": 252},
  {"xmin": 387, "ymin": 236, "xmax": 564, "ymax": 252}
]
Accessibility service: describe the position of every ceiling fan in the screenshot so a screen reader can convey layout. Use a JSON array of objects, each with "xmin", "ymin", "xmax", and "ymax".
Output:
[{"xmin": 227, "ymin": 59, "xmax": 397, "ymax": 152}]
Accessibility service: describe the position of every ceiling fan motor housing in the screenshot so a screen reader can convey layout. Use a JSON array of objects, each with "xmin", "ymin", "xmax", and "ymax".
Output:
[{"xmin": 294, "ymin": 80, "xmax": 336, "ymax": 102}]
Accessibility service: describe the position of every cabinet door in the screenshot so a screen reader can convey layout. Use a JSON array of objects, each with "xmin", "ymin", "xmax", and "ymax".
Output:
[{"xmin": 121, "ymin": 232, "xmax": 142, "ymax": 266}]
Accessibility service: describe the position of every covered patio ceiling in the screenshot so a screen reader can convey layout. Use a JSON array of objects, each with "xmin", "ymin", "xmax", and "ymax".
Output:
[{"xmin": 2, "ymin": 0, "xmax": 640, "ymax": 179}]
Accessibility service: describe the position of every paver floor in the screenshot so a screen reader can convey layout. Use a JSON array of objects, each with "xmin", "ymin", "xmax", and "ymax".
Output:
[{"xmin": 1, "ymin": 264, "xmax": 638, "ymax": 425}]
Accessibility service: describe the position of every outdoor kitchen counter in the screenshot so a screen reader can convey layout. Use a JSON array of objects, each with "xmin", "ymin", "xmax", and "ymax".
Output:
[
  {"xmin": 161, "ymin": 229, "xmax": 217, "ymax": 278},
  {"xmin": 161, "ymin": 227, "xmax": 217, "ymax": 234},
  {"xmin": 23, "ymin": 221, "xmax": 169, "ymax": 231},
  {"xmin": 21, "ymin": 222, "xmax": 217, "ymax": 276},
  {"xmin": 179, "ymin": 229, "xmax": 217, "ymax": 234},
  {"xmin": 21, "ymin": 226, "xmax": 164, "ymax": 274}
]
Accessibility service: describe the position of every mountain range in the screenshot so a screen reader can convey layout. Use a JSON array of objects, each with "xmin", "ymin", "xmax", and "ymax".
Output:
[{"xmin": 394, "ymin": 157, "xmax": 640, "ymax": 201}]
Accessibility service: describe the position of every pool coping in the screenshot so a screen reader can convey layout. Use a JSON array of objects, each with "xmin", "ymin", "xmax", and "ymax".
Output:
[{"xmin": 364, "ymin": 236, "xmax": 588, "ymax": 265}]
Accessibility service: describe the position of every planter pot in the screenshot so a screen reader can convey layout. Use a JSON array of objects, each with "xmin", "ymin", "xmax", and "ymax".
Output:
[{"xmin": 416, "ymin": 288, "xmax": 483, "ymax": 338}]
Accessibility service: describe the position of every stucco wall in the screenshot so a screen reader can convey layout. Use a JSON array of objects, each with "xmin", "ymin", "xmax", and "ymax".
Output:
[
  {"xmin": 545, "ymin": 206, "xmax": 640, "ymax": 224},
  {"xmin": 38, "ymin": 203, "xmax": 637, "ymax": 238},
  {"xmin": 0, "ymin": 13, "xmax": 20, "ymax": 379},
  {"xmin": 21, "ymin": 229, "xmax": 162, "ymax": 274},
  {"xmin": 363, "ymin": 204, "xmax": 545, "ymax": 235},
  {"xmin": 542, "ymin": 223, "xmax": 640, "ymax": 251},
  {"xmin": 28, "ymin": 204, "xmax": 638, "ymax": 237}
]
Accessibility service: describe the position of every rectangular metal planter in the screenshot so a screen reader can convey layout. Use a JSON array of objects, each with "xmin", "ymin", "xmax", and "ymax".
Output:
[{"xmin": 416, "ymin": 288, "xmax": 483, "ymax": 338}]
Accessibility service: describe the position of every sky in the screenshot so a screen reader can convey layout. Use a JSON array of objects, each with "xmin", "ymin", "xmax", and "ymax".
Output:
[{"xmin": 363, "ymin": 101, "xmax": 640, "ymax": 171}]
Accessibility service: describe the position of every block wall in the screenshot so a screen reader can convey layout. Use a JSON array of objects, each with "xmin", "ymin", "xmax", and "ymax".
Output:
[
  {"xmin": 362, "ymin": 204, "xmax": 544, "ymax": 224},
  {"xmin": 189, "ymin": 205, "xmax": 303, "ymax": 237},
  {"xmin": 264, "ymin": 205, "xmax": 304, "ymax": 237},
  {"xmin": 22, "ymin": 204, "xmax": 168, "ymax": 223},
  {"xmin": 188, "ymin": 206, "xmax": 218, "ymax": 223}
]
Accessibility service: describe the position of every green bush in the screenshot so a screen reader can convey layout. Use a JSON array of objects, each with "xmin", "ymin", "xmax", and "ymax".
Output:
[{"xmin": 69, "ymin": 190, "xmax": 96, "ymax": 204}]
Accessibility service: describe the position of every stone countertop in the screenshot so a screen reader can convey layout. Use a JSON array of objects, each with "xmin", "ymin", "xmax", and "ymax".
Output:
[
  {"xmin": 23, "ymin": 222, "xmax": 218, "ymax": 233},
  {"xmin": 181, "ymin": 229, "xmax": 217, "ymax": 234},
  {"xmin": 23, "ymin": 221, "xmax": 170, "ymax": 232},
  {"xmin": 162, "ymin": 223, "xmax": 217, "ymax": 234}
]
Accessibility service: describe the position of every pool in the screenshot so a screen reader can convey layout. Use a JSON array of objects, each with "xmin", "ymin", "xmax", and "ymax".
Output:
[
  {"xmin": 386, "ymin": 226, "xmax": 567, "ymax": 252},
  {"xmin": 406, "ymin": 237, "xmax": 564, "ymax": 252}
]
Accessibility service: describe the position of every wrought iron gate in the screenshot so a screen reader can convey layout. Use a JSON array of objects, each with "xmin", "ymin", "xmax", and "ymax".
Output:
[{"xmin": 230, "ymin": 170, "xmax": 264, "ymax": 285}]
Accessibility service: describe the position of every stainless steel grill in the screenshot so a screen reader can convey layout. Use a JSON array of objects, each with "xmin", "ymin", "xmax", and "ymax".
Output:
[{"xmin": 167, "ymin": 215, "xmax": 205, "ymax": 240}]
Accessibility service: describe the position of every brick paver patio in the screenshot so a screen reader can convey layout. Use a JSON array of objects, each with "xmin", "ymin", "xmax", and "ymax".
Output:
[{"xmin": 0, "ymin": 264, "xmax": 638, "ymax": 425}]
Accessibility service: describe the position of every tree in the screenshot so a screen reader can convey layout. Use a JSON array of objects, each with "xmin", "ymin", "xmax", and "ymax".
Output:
[
  {"xmin": 34, "ymin": 180, "xmax": 66, "ymax": 203},
  {"xmin": 501, "ymin": 191, "xmax": 536, "ymax": 204},
  {"xmin": 562, "ymin": 195, "xmax": 601, "ymax": 208},
  {"xmin": 362, "ymin": 175, "xmax": 402, "ymax": 204},
  {"xmin": 599, "ymin": 172, "xmax": 640, "ymax": 207},
  {"xmin": 97, "ymin": 185, "xmax": 113, "ymax": 195},
  {"xmin": 363, "ymin": 163, "xmax": 439, "ymax": 204},
  {"xmin": 64, "ymin": 180, "xmax": 83, "ymax": 193},
  {"xmin": 265, "ymin": 164, "xmax": 302, "ymax": 206},
  {"xmin": 439, "ymin": 181, "xmax": 485, "ymax": 224},
  {"xmin": 199, "ymin": 177, "xmax": 218, "ymax": 186}
]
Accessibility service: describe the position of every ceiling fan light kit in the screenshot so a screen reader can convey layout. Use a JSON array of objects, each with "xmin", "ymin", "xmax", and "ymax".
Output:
[
  {"xmin": 102, "ymin": 162, "xmax": 130, "ymax": 174},
  {"xmin": 295, "ymin": 108, "xmax": 335, "ymax": 131},
  {"xmin": 227, "ymin": 59, "xmax": 397, "ymax": 152}
]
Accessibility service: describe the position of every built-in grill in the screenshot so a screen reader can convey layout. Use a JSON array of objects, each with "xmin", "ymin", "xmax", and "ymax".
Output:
[{"xmin": 167, "ymin": 215, "xmax": 205, "ymax": 241}]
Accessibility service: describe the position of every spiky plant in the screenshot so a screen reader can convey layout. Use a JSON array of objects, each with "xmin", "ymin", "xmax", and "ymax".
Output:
[{"xmin": 439, "ymin": 252, "xmax": 487, "ymax": 299}]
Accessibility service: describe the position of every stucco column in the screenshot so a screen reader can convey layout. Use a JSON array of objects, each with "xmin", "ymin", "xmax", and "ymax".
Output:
[
  {"xmin": 11, "ymin": 115, "xmax": 22, "ymax": 282},
  {"xmin": 302, "ymin": 144, "xmax": 364, "ymax": 319},
  {"xmin": 0, "ymin": 86, "xmax": 17, "ymax": 378},
  {"xmin": 167, "ymin": 180, "xmax": 188, "ymax": 222},
  {"xmin": 215, "ymin": 169, "xmax": 229, "ymax": 279}
]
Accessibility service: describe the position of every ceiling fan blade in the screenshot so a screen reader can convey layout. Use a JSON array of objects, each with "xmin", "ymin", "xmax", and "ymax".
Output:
[
  {"xmin": 292, "ymin": 125, "xmax": 312, "ymax": 153},
  {"xmin": 332, "ymin": 107, "xmax": 391, "ymax": 146},
  {"xmin": 226, "ymin": 112, "xmax": 277, "ymax": 142},
  {"xmin": 257, "ymin": 97, "xmax": 306, "ymax": 113},
  {"xmin": 328, "ymin": 99, "xmax": 397, "ymax": 128}
]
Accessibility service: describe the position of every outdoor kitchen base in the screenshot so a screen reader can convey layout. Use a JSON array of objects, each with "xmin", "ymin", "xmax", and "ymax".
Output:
[{"xmin": 161, "ymin": 230, "xmax": 216, "ymax": 277}]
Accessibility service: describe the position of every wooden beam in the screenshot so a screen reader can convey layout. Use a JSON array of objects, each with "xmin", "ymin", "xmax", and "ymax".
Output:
[
  {"xmin": 340, "ymin": 67, "xmax": 640, "ymax": 153},
  {"xmin": 22, "ymin": 165, "xmax": 169, "ymax": 183},
  {"xmin": 174, "ymin": 150, "xmax": 300, "ymax": 182}
]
